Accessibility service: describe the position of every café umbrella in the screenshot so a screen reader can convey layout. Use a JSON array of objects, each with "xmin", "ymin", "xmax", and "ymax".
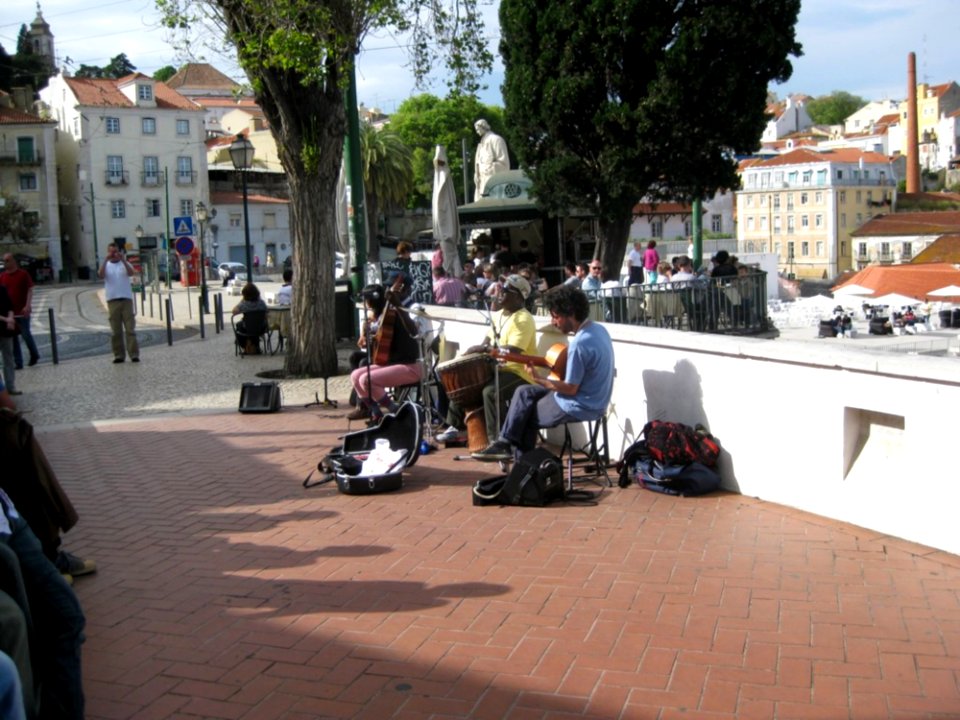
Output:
[{"xmin": 432, "ymin": 145, "xmax": 462, "ymax": 277}]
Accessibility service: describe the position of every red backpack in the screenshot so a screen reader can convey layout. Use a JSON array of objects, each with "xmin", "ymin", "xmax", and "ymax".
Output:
[{"xmin": 640, "ymin": 420, "xmax": 721, "ymax": 468}]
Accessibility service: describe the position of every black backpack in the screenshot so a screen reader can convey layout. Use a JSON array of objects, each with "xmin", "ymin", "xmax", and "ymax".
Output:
[{"xmin": 473, "ymin": 448, "xmax": 565, "ymax": 507}]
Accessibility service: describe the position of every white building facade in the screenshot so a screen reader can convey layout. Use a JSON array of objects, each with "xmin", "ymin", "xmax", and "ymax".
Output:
[{"xmin": 39, "ymin": 73, "xmax": 209, "ymax": 277}]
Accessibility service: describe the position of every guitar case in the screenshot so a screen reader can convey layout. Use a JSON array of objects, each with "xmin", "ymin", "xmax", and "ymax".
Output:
[{"xmin": 329, "ymin": 402, "xmax": 423, "ymax": 494}]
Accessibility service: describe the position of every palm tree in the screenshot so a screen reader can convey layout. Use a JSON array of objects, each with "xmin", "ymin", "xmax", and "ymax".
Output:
[{"xmin": 361, "ymin": 122, "xmax": 414, "ymax": 261}]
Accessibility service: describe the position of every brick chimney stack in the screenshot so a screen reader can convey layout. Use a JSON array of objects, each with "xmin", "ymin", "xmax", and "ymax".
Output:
[{"xmin": 906, "ymin": 52, "xmax": 921, "ymax": 193}]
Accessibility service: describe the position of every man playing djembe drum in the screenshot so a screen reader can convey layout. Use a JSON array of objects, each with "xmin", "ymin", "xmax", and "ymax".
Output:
[{"xmin": 436, "ymin": 274, "xmax": 536, "ymax": 446}]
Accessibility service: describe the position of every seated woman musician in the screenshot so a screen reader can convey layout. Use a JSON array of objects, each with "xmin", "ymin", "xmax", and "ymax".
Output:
[{"xmin": 348, "ymin": 273, "xmax": 423, "ymax": 422}]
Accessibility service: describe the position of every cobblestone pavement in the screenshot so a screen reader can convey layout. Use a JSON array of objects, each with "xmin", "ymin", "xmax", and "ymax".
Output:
[{"xmin": 15, "ymin": 282, "xmax": 960, "ymax": 719}]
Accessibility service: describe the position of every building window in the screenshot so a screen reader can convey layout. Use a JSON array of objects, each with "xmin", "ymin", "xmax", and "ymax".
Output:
[
  {"xmin": 880, "ymin": 241, "xmax": 890, "ymax": 258},
  {"xmin": 815, "ymin": 191, "xmax": 823, "ymax": 204},
  {"xmin": 176, "ymin": 156, "xmax": 193, "ymax": 184},
  {"xmin": 710, "ymin": 214, "xmax": 721, "ymax": 233},
  {"xmin": 106, "ymin": 116, "xmax": 120, "ymax": 134},
  {"xmin": 902, "ymin": 241, "xmax": 912, "ymax": 259},
  {"xmin": 683, "ymin": 220, "xmax": 691, "ymax": 236},
  {"xmin": 773, "ymin": 171, "xmax": 783, "ymax": 185},
  {"xmin": 787, "ymin": 171, "xmax": 798, "ymax": 184},
  {"xmin": 760, "ymin": 194, "xmax": 767, "ymax": 208},
  {"xmin": 745, "ymin": 195, "xmax": 753, "ymax": 207},
  {"xmin": 746, "ymin": 174, "xmax": 756, "ymax": 188},
  {"xmin": 856, "ymin": 213, "xmax": 863, "ymax": 225},
  {"xmin": 786, "ymin": 194, "xmax": 794, "ymax": 211},
  {"xmin": 866, "ymin": 190, "xmax": 873, "ymax": 202},
  {"xmin": 229, "ymin": 212, "xmax": 241, "ymax": 228},
  {"xmin": 858, "ymin": 242, "xmax": 867, "ymax": 258},
  {"xmin": 180, "ymin": 199, "xmax": 193, "ymax": 217},
  {"xmin": 787, "ymin": 241, "xmax": 795, "ymax": 259},
  {"xmin": 18, "ymin": 173, "xmax": 38, "ymax": 191},
  {"xmin": 143, "ymin": 156, "xmax": 159, "ymax": 185},
  {"xmin": 146, "ymin": 199, "xmax": 161, "ymax": 217},
  {"xmin": 802, "ymin": 171, "xmax": 812, "ymax": 185},
  {"xmin": 816, "ymin": 241, "xmax": 824, "ymax": 256},
  {"xmin": 774, "ymin": 241, "xmax": 781, "ymax": 256},
  {"xmin": 746, "ymin": 216, "xmax": 755, "ymax": 231},
  {"xmin": 801, "ymin": 241, "xmax": 809, "ymax": 255},
  {"xmin": 837, "ymin": 169, "xmax": 844, "ymax": 180},
  {"xmin": 840, "ymin": 213, "xmax": 847, "ymax": 228},
  {"xmin": 16, "ymin": 137, "xmax": 35, "ymax": 163},
  {"xmin": 773, "ymin": 216, "xmax": 781, "ymax": 233},
  {"xmin": 651, "ymin": 220, "xmax": 662, "ymax": 238},
  {"xmin": 801, "ymin": 215, "xmax": 809, "ymax": 229},
  {"xmin": 787, "ymin": 216, "xmax": 795, "ymax": 234},
  {"xmin": 816, "ymin": 169, "xmax": 827, "ymax": 185},
  {"xmin": 815, "ymin": 214, "xmax": 823, "ymax": 228},
  {"xmin": 839, "ymin": 190, "xmax": 846, "ymax": 203},
  {"xmin": 800, "ymin": 192, "xmax": 809, "ymax": 205},
  {"xmin": 176, "ymin": 119, "xmax": 190, "ymax": 135},
  {"xmin": 760, "ymin": 216, "xmax": 768, "ymax": 231},
  {"xmin": 263, "ymin": 212, "xmax": 277, "ymax": 229},
  {"xmin": 760, "ymin": 172, "xmax": 770, "ymax": 189},
  {"xmin": 106, "ymin": 155, "xmax": 124, "ymax": 184},
  {"xmin": 137, "ymin": 84, "xmax": 153, "ymax": 101},
  {"xmin": 142, "ymin": 117, "xmax": 156, "ymax": 135},
  {"xmin": 111, "ymin": 200, "xmax": 126, "ymax": 219},
  {"xmin": 772, "ymin": 195, "xmax": 780, "ymax": 210},
  {"xmin": 856, "ymin": 190, "xmax": 862, "ymax": 203},
  {"xmin": 841, "ymin": 241, "xmax": 846, "ymax": 256}
]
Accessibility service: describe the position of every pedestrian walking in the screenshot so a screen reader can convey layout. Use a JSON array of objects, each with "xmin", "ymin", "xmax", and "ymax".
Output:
[{"xmin": 97, "ymin": 243, "xmax": 140, "ymax": 364}]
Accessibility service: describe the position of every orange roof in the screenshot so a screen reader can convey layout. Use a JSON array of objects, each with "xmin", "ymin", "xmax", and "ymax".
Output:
[
  {"xmin": 64, "ymin": 75, "xmax": 200, "ymax": 112},
  {"xmin": 752, "ymin": 147, "xmax": 891, "ymax": 168},
  {"xmin": 851, "ymin": 211, "xmax": 960, "ymax": 237},
  {"xmin": 166, "ymin": 63, "xmax": 239, "ymax": 91},
  {"xmin": 911, "ymin": 234, "xmax": 960, "ymax": 264},
  {"xmin": 632, "ymin": 202, "xmax": 690, "ymax": 216},
  {"xmin": 193, "ymin": 96, "xmax": 260, "ymax": 109},
  {"xmin": 0, "ymin": 106, "xmax": 53, "ymax": 125},
  {"xmin": 832, "ymin": 262, "xmax": 960, "ymax": 301},
  {"xmin": 925, "ymin": 81, "xmax": 958, "ymax": 98}
]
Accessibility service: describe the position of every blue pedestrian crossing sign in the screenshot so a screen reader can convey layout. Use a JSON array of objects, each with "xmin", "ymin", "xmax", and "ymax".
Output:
[{"xmin": 173, "ymin": 216, "xmax": 194, "ymax": 237}]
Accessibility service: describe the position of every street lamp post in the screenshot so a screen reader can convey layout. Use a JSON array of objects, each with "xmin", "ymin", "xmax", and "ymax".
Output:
[
  {"xmin": 195, "ymin": 201, "xmax": 209, "ymax": 311},
  {"xmin": 228, "ymin": 134, "xmax": 255, "ymax": 281}
]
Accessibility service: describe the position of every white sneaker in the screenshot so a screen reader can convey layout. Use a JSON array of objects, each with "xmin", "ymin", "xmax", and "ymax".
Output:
[{"xmin": 436, "ymin": 426, "xmax": 463, "ymax": 443}]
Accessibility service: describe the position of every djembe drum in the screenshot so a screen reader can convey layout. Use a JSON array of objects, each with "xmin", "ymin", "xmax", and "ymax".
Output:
[{"xmin": 436, "ymin": 353, "xmax": 493, "ymax": 451}]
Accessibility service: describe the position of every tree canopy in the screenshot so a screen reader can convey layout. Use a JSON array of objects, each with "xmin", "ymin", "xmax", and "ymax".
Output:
[
  {"xmin": 806, "ymin": 91, "xmax": 868, "ymax": 126},
  {"xmin": 157, "ymin": 0, "xmax": 493, "ymax": 376},
  {"xmin": 360, "ymin": 122, "xmax": 414, "ymax": 259},
  {"xmin": 74, "ymin": 54, "xmax": 137, "ymax": 79},
  {"xmin": 500, "ymin": 0, "xmax": 802, "ymax": 274},
  {"xmin": 153, "ymin": 65, "xmax": 178, "ymax": 82},
  {"xmin": 389, "ymin": 93, "xmax": 506, "ymax": 208}
]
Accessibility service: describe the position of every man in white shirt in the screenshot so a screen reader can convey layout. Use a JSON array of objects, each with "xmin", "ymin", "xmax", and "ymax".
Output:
[
  {"xmin": 98, "ymin": 243, "xmax": 139, "ymax": 363},
  {"xmin": 671, "ymin": 256, "xmax": 697, "ymax": 282}
]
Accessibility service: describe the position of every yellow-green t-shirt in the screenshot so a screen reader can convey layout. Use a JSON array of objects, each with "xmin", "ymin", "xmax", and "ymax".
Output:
[{"xmin": 487, "ymin": 308, "xmax": 537, "ymax": 383}]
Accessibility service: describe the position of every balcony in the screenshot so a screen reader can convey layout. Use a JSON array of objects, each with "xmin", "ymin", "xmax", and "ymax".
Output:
[
  {"xmin": 877, "ymin": 252, "xmax": 894, "ymax": 264},
  {"xmin": 104, "ymin": 170, "xmax": 129, "ymax": 186},
  {"xmin": 174, "ymin": 170, "xmax": 197, "ymax": 186},
  {"xmin": 140, "ymin": 170, "xmax": 165, "ymax": 187},
  {"xmin": 0, "ymin": 152, "xmax": 43, "ymax": 165}
]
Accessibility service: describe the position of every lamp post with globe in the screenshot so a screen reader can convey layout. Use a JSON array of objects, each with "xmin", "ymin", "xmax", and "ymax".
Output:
[{"xmin": 195, "ymin": 201, "xmax": 210, "ymax": 310}]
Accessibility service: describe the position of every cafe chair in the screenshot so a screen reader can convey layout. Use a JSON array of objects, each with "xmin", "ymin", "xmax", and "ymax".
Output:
[
  {"xmin": 232, "ymin": 309, "xmax": 271, "ymax": 356},
  {"xmin": 558, "ymin": 412, "xmax": 613, "ymax": 492}
]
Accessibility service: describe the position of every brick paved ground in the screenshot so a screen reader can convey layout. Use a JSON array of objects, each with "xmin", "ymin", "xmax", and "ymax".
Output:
[{"xmin": 38, "ymin": 406, "xmax": 960, "ymax": 720}]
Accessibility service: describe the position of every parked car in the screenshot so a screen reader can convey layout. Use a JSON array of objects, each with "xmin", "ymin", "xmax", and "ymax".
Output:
[{"xmin": 216, "ymin": 262, "xmax": 248, "ymax": 282}]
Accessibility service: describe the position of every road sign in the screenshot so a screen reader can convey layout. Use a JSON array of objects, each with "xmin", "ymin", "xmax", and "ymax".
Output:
[
  {"xmin": 173, "ymin": 216, "xmax": 194, "ymax": 236},
  {"xmin": 175, "ymin": 236, "xmax": 195, "ymax": 255}
]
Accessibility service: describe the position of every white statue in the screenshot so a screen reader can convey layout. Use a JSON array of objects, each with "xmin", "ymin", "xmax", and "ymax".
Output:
[{"xmin": 473, "ymin": 119, "xmax": 510, "ymax": 201}]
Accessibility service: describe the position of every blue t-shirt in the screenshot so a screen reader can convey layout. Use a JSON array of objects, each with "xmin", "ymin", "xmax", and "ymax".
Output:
[{"xmin": 555, "ymin": 320, "xmax": 614, "ymax": 420}]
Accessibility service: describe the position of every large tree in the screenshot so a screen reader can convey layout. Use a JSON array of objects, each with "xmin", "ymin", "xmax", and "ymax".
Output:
[
  {"xmin": 158, "ymin": 0, "xmax": 492, "ymax": 376},
  {"xmin": 500, "ymin": 0, "xmax": 802, "ymax": 276},
  {"xmin": 389, "ymin": 94, "xmax": 506, "ymax": 207},
  {"xmin": 360, "ymin": 122, "xmax": 414, "ymax": 261},
  {"xmin": 806, "ymin": 91, "xmax": 868, "ymax": 126}
]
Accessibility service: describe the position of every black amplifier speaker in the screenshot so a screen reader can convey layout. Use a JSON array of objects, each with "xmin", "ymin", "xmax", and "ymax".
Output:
[{"xmin": 238, "ymin": 382, "xmax": 282, "ymax": 413}]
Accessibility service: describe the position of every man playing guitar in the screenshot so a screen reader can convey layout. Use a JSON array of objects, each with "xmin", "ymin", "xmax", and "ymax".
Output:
[
  {"xmin": 436, "ymin": 274, "xmax": 537, "ymax": 444},
  {"xmin": 348, "ymin": 272, "xmax": 423, "ymax": 422},
  {"xmin": 472, "ymin": 286, "xmax": 614, "ymax": 461}
]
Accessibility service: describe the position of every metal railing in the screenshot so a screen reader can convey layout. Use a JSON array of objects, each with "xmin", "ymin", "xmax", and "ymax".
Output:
[
  {"xmin": 578, "ymin": 270, "xmax": 770, "ymax": 335},
  {"xmin": 104, "ymin": 170, "xmax": 129, "ymax": 186},
  {"xmin": 174, "ymin": 170, "xmax": 197, "ymax": 186},
  {"xmin": 140, "ymin": 170, "xmax": 165, "ymax": 187}
]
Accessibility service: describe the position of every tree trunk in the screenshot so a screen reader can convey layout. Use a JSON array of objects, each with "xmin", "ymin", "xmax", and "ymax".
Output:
[
  {"xmin": 598, "ymin": 210, "xmax": 634, "ymax": 283},
  {"xmin": 249, "ymin": 65, "xmax": 346, "ymax": 378}
]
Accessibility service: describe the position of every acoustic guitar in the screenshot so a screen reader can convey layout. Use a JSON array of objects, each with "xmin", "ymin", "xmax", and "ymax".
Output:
[{"xmin": 490, "ymin": 342, "xmax": 568, "ymax": 382}]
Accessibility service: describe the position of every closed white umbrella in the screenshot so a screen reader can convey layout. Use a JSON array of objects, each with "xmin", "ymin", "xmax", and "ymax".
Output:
[{"xmin": 432, "ymin": 145, "xmax": 462, "ymax": 277}]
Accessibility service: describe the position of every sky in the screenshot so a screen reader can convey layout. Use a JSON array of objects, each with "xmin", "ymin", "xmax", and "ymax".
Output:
[{"xmin": 2, "ymin": 0, "xmax": 958, "ymax": 112}]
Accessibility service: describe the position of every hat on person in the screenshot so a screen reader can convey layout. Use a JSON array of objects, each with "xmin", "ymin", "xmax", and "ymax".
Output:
[{"xmin": 501, "ymin": 274, "xmax": 531, "ymax": 300}]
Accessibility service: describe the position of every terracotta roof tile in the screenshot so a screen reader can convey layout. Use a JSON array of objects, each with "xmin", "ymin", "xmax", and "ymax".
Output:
[
  {"xmin": 64, "ymin": 74, "xmax": 201, "ymax": 112},
  {"xmin": 911, "ymin": 234, "xmax": 960, "ymax": 264},
  {"xmin": 166, "ymin": 63, "xmax": 239, "ymax": 91},
  {"xmin": 832, "ymin": 262, "xmax": 960, "ymax": 301},
  {"xmin": 751, "ymin": 147, "xmax": 891, "ymax": 168},
  {"xmin": 210, "ymin": 190, "xmax": 288, "ymax": 205},
  {"xmin": 851, "ymin": 211, "xmax": 960, "ymax": 237},
  {"xmin": 0, "ymin": 106, "xmax": 53, "ymax": 125}
]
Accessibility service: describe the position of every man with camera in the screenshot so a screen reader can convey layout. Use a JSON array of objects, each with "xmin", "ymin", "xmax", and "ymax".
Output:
[{"xmin": 97, "ymin": 243, "xmax": 140, "ymax": 364}]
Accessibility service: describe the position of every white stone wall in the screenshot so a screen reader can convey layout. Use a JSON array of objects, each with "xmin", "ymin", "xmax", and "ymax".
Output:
[{"xmin": 426, "ymin": 309, "xmax": 960, "ymax": 555}]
